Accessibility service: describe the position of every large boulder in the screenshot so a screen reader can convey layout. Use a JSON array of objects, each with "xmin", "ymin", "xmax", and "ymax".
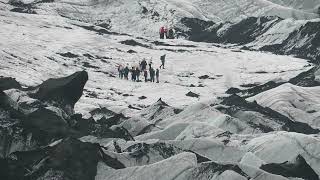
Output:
[
  {"xmin": 0, "ymin": 71, "xmax": 90, "ymax": 158},
  {"xmin": 30, "ymin": 71, "xmax": 88, "ymax": 114}
]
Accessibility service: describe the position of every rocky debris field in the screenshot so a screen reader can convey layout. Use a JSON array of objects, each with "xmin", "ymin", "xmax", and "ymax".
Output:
[{"xmin": 1, "ymin": 67, "xmax": 320, "ymax": 180}]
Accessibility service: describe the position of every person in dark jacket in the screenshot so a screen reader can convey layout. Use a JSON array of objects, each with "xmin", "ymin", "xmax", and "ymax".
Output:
[
  {"xmin": 160, "ymin": 54, "xmax": 166, "ymax": 69},
  {"xmin": 124, "ymin": 65, "xmax": 129, "ymax": 80},
  {"xmin": 120, "ymin": 68, "xmax": 124, "ymax": 79},
  {"xmin": 144, "ymin": 69, "xmax": 148, "ymax": 82},
  {"xmin": 131, "ymin": 67, "xmax": 136, "ymax": 81},
  {"xmin": 150, "ymin": 67, "xmax": 155, "ymax": 82},
  {"xmin": 156, "ymin": 68, "xmax": 160, "ymax": 83},
  {"xmin": 141, "ymin": 59, "xmax": 147, "ymax": 71},
  {"xmin": 136, "ymin": 67, "xmax": 140, "ymax": 82},
  {"xmin": 148, "ymin": 60, "xmax": 153, "ymax": 70},
  {"xmin": 118, "ymin": 64, "xmax": 122, "ymax": 78},
  {"xmin": 167, "ymin": 28, "xmax": 174, "ymax": 39}
]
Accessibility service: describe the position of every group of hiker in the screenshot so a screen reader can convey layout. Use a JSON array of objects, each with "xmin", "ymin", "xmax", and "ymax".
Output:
[
  {"xmin": 117, "ymin": 54, "xmax": 166, "ymax": 83},
  {"xmin": 116, "ymin": 25, "xmax": 173, "ymax": 82},
  {"xmin": 159, "ymin": 26, "xmax": 175, "ymax": 39}
]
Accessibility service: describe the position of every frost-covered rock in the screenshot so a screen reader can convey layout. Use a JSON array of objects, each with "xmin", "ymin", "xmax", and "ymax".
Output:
[
  {"xmin": 240, "ymin": 152, "xmax": 265, "ymax": 167},
  {"xmin": 244, "ymin": 132, "xmax": 320, "ymax": 176},
  {"xmin": 248, "ymin": 83, "xmax": 320, "ymax": 128},
  {"xmin": 95, "ymin": 152, "xmax": 197, "ymax": 180},
  {"xmin": 220, "ymin": 94, "xmax": 320, "ymax": 134}
]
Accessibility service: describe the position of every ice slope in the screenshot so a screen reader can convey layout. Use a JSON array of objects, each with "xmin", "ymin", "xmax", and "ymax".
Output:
[
  {"xmin": 4, "ymin": 0, "xmax": 319, "ymax": 37},
  {"xmin": 0, "ymin": 9, "xmax": 311, "ymax": 117},
  {"xmin": 268, "ymin": 0, "xmax": 320, "ymax": 13},
  {"xmin": 95, "ymin": 151, "xmax": 295, "ymax": 180},
  {"xmin": 92, "ymin": 131, "xmax": 320, "ymax": 179},
  {"xmin": 248, "ymin": 83, "xmax": 320, "ymax": 128}
]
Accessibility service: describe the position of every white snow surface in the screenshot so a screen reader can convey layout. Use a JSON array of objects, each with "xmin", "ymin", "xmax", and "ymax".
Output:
[{"xmin": 0, "ymin": 9, "xmax": 311, "ymax": 117}]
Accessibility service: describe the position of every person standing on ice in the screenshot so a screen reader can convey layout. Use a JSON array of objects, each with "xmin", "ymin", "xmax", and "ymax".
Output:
[
  {"xmin": 118, "ymin": 64, "xmax": 121, "ymax": 78},
  {"xmin": 159, "ymin": 26, "xmax": 165, "ymax": 39},
  {"xmin": 136, "ymin": 67, "xmax": 141, "ymax": 82},
  {"xmin": 148, "ymin": 59, "xmax": 153, "ymax": 70},
  {"xmin": 150, "ymin": 67, "xmax": 155, "ymax": 82},
  {"xmin": 131, "ymin": 67, "xmax": 136, "ymax": 81},
  {"xmin": 144, "ymin": 69, "xmax": 148, "ymax": 82},
  {"xmin": 141, "ymin": 58, "xmax": 147, "ymax": 71},
  {"xmin": 156, "ymin": 68, "xmax": 160, "ymax": 83},
  {"xmin": 117, "ymin": 64, "xmax": 123, "ymax": 78},
  {"xmin": 160, "ymin": 54, "xmax": 166, "ymax": 69},
  {"xmin": 120, "ymin": 66, "xmax": 125, "ymax": 79},
  {"xmin": 167, "ymin": 28, "xmax": 174, "ymax": 39},
  {"xmin": 124, "ymin": 64, "xmax": 129, "ymax": 80},
  {"xmin": 164, "ymin": 26, "xmax": 168, "ymax": 39}
]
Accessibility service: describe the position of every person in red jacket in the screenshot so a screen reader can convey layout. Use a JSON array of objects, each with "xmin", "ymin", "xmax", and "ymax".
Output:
[{"xmin": 159, "ymin": 26, "xmax": 165, "ymax": 39}]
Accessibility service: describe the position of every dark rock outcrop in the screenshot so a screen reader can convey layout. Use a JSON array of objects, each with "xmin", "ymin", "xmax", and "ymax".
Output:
[
  {"xmin": 23, "ymin": 107, "xmax": 69, "ymax": 143},
  {"xmin": 186, "ymin": 91, "xmax": 200, "ymax": 98},
  {"xmin": 30, "ymin": 71, "xmax": 88, "ymax": 113},
  {"xmin": 190, "ymin": 161, "xmax": 249, "ymax": 179},
  {"xmin": 127, "ymin": 49, "xmax": 137, "ymax": 54},
  {"xmin": 0, "ymin": 77, "xmax": 22, "ymax": 91},
  {"xmin": 261, "ymin": 155, "xmax": 319, "ymax": 180},
  {"xmin": 10, "ymin": 7, "xmax": 37, "ymax": 14},
  {"xmin": 3, "ymin": 138, "xmax": 125, "ymax": 180},
  {"xmin": 177, "ymin": 17, "xmax": 218, "ymax": 42},
  {"xmin": 58, "ymin": 52, "xmax": 79, "ymax": 58},
  {"xmin": 119, "ymin": 39, "xmax": 150, "ymax": 48},
  {"xmin": 178, "ymin": 16, "xmax": 320, "ymax": 62},
  {"xmin": 261, "ymin": 21, "xmax": 320, "ymax": 62},
  {"xmin": 198, "ymin": 75, "xmax": 210, "ymax": 79},
  {"xmin": 72, "ymin": 115, "xmax": 133, "ymax": 141},
  {"xmin": 218, "ymin": 16, "xmax": 282, "ymax": 45},
  {"xmin": 289, "ymin": 66, "xmax": 320, "ymax": 87},
  {"xmin": 139, "ymin": 96, "xmax": 147, "ymax": 100},
  {"xmin": 226, "ymin": 66, "xmax": 320, "ymax": 98},
  {"xmin": 226, "ymin": 81, "xmax": 283, "ymax": 98},
  {"xmin": 123, "ymin": 142, "xmax": 209, "ymax": 163}
]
